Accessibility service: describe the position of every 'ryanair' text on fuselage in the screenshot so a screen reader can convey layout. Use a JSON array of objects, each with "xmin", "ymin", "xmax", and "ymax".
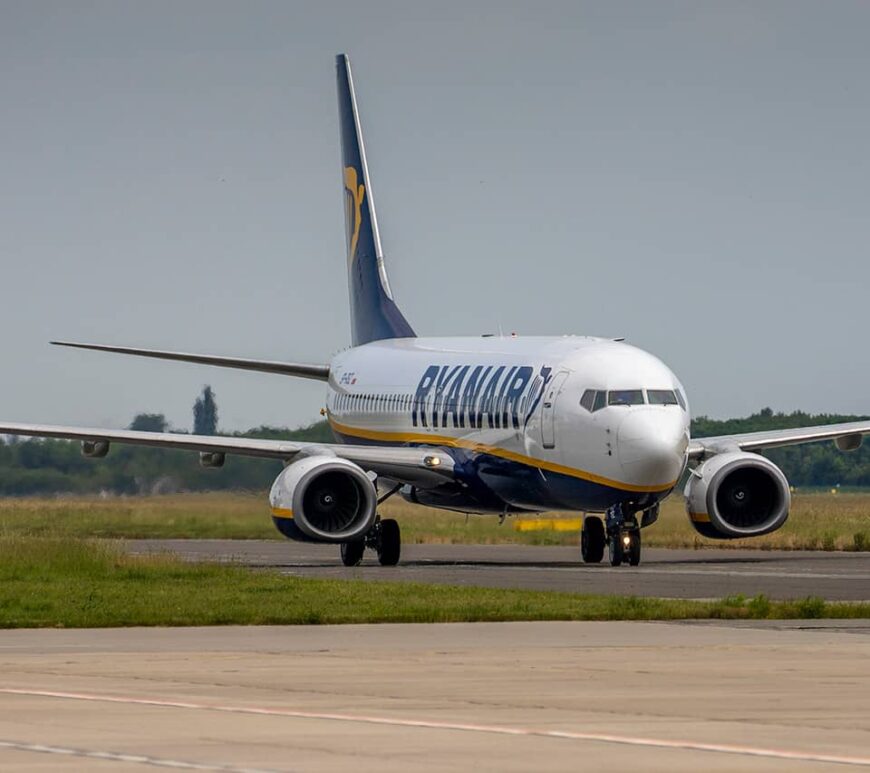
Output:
[{"xmin": 412, "ymin": 364, "xmax": 553, "ymax": 430}]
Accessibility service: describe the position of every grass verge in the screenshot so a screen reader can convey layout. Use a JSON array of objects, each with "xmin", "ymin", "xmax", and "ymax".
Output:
[{"xmin": 0, "ymin": 537, "xmax": 868, "ymax": 628}]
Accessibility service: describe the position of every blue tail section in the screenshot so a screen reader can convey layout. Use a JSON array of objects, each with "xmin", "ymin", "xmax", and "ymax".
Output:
[{"xmin": 337, "ymin": 54, "xmax": 415, "ymax": 347}]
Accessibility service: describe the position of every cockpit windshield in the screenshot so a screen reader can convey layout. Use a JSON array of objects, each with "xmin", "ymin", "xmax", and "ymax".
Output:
[
  {"xmin": 592, "ymin": 390, "xmax": 607, "ymax": 411},
  {"xmin": 647, "ymin": 389, "xmax": 679, "ymax": 406},
  {"xmin": 608, "ymin": 390, "xmax": 645, "ymax": 406},
  {"xmin": 579, "ymin": 388, "xmax": 687, "ymax": 412}
]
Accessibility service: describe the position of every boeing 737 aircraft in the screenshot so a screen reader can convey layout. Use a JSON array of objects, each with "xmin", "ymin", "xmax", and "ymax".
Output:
[{"xmin": 3, "ymin": 54, "xmax": 869, "ymax": 567}]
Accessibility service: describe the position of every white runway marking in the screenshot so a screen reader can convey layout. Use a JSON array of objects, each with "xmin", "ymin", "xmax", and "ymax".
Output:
[
  {"xmin": 273, "ymin": 557, "xmax": 858, "ymax": 576},
  {"xmin": 0, "ymin": 738, "xmax": 279, "ymax": 772},
  {"xmin": 2, "ymin": 687, "xmax": 868, "ymax": 768},
  {"xmin": 406, "ymin": 562, "xmax": 870, "ymax": 581}
]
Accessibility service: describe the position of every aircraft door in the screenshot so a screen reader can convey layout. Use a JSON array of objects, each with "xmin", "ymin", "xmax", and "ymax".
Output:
[{"xmin": 541, "ymin": 371, "xmax": 569, "ymax": 449}]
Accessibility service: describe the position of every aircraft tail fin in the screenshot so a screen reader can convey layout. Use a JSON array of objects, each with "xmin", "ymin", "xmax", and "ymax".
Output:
[{"xmin": 336, "ymin": 54, "xmax": 415, "ymax": 347}]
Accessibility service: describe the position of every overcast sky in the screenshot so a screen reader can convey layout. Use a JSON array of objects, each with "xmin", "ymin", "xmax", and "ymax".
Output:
[{"xmin": 1, "ymin": 1, "xmax": 868, "ymax": 431}]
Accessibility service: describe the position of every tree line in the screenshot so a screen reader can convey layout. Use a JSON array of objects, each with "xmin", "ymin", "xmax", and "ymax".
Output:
[{"xmin": 0, "ymin": 396, "xmax": 866, "ymax": 495}]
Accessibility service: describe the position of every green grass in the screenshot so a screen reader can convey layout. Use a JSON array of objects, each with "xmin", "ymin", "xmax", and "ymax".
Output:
[
  {"xmin": 0, "ymin": 491, "xmax": 868, "ymax": 551},
  {"xmin": 0, "ymin": 494, "xmax": 275, "ymax": 540},
  {"xmin": 0, "ymin": 537, "xmax": 868, "ymax": 628}
]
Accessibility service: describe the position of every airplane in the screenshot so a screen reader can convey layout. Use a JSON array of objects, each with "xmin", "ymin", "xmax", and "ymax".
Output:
[{"xmin": 2, "ymin": 53, "xmax": 869, "ymax": 568}]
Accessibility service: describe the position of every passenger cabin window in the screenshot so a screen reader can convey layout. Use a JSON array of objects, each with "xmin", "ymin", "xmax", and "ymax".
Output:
[
  {"xmin": 647, "ymin": 389, "xmax": 678, "ymax": 406},
  {"xmin": 608, "ymin": 390, "xmax": 645, "ymax": 406}
]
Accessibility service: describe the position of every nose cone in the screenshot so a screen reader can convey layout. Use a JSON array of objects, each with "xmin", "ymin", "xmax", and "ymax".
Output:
[{"xmin": 617, "ymin": 410, "xmax": 688, "ymax": 488}]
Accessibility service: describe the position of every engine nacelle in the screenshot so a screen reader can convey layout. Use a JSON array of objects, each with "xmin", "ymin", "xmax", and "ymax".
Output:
[
  {"xmin": 835, "ymin": 434, "xmax": 862, "ymax": 452},
  {"xmin": 684, "ymin": 452, "xmax": 790, "ymax": 539},
  {"xmin": 269, "ymin": 455, "xmax": 377, "ymax": 543},
  {"xmin": 199, "ymin": 451, "xmax": 226, "ymax": 469},
  {"xmin": 81, "ymin": 440, "xmax": 110, "ymax": 458}
]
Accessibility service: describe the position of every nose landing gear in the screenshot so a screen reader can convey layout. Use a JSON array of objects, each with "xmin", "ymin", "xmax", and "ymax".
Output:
[
  {"xmin": 608, "ymin": 528, "xmax": 641, "ymax": 567},
  {"xmin": 601, "ymin": 503, "xmax": 642, "ymax": 567}
]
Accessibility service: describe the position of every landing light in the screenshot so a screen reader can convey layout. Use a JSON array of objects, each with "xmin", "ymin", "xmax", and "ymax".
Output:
[
  {"xmin": 622, "ymin": 535, "xmax": 631, "ymax": 547},
  {"xmin": 424, "ymin": 455, "xmax": 441, "ymax": 468}
]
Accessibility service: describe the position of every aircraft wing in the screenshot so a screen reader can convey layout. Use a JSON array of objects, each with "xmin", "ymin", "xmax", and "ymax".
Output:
[
  {"xmin": 687, "ymin": 419, "xmax": 870, "ymax": 459},
  {"xmin": 0, "ymin": 422, "xmax": 454, "ymax": 487},
  {"xmin": 51, "ymin": 341, "xmax": 330, "ymax": 381}
]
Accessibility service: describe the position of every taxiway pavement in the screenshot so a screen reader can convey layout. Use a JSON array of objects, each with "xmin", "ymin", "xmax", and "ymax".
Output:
[
  {"xmin": 129, "ymin": 540, "xmax": 870, "ymax": 601},
  {"xmin": 0, "ymin": 621, "xmax": 867, "ymax": 771}
]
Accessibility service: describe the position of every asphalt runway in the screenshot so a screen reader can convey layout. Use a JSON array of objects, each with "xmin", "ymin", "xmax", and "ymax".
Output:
[
  {"xmin": 0, "ymin": 621, "xmax": 867, "ymax": 772},
  {"xmin": 129, "ymin": 539, "xmax": 870, "ymax": 601}
]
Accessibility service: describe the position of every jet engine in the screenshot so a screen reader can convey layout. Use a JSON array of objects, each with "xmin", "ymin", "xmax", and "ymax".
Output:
[
  {"xmin": 684, "ymin": 452, "xmax": 790, "ymax": 539},
  {"xmin": 81, "ymin": 440, "xmax": 110, "ymax": 458},
  {"xmin": 269, "ymin": 455, "xmax": 377, "ymax": 543}
]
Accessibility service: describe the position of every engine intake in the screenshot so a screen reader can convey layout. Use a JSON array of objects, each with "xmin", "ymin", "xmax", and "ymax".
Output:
[
  {"xmin": 269, "ymin": 455, "xmax": 377, "ymax": 543},
  {"xmin": 684, "ymin": 452, "xmax": 790, "ymax": 539}
]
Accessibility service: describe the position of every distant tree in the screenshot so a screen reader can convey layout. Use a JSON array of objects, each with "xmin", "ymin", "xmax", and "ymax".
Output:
[
  {"xmin": 193, "ymin": 386, "xmax": 218, "ymax": 436},
  {"xmin": 241, "ymin": 420, "xmax": 334, "ymax": 443},
  {"xmin": 129, "ymin": 413, "xmax": 168, "ymax": 433}
]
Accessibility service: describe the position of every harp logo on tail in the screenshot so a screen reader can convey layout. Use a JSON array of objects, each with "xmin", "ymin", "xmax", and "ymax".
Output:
[{"xmin": 344, "ymin": 166, "xmax": 365, "ymax": 261}]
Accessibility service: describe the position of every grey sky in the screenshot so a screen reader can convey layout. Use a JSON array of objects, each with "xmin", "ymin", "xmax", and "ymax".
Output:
[{"xmin": 1, "ymin": 1, "xmax": 868, "ymax": 431}]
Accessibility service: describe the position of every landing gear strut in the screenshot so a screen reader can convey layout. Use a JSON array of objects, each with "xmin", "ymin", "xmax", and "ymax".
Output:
[
  {"xmin": 605, "ymin": 503, "xmax": 641, "ymax": 567},
  {"xmin": 338, "ymin": 516, "xmax": 402, "ymax": 567}
]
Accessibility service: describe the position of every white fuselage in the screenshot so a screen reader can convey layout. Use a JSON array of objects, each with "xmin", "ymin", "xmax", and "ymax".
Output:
[{"xmin": 325, "ymin": 336, "xmax": 690, "ymax": 514}]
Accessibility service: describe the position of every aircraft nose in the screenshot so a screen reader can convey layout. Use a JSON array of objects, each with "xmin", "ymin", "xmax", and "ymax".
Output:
[{"xmin": 617, "ymin": 410, "xmax": 688, "ymax": 487}]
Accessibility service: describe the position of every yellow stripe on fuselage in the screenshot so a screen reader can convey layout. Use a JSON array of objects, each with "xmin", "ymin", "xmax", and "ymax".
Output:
[
  {"xmin": 270, "ymin": 507, "xmax": 294, "ymax": 520},
  {"xmin": 327, "ymin": 417, "xmax": 676, "ymax": 494},
  {"xmin": 689, "ymin": 511, "xmax": 711, "ymax": 523}
]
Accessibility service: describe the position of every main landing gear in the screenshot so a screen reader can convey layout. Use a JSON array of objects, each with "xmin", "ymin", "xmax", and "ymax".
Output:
[
  {"xmin": 580, "ymin": 515, "xmax": 606, "ymax": 563},
  {"xmin": 339, "ymin": 516, "xmax": 401, "ymax": 567},
  {"xmin": 581, "ymin": 503, "xmax": 648, "ymax": 567}
]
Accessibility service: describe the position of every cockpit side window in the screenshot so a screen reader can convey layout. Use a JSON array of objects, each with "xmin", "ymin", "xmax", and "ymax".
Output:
[
  {"xmin": 592, "ymin": 390, "xmax": 607, "ymax": 412},
  {"xmin": 647, "ymin": 389, "xmax": 678, "ymax": 406},
  {"xmin": 675, "ymin": 390, "xmax": 687, "ymax": 410},
  {"xmin": 580, "ymin": 390, "xmax": 596, "ymax": 412},
  {"xmin": 608, "ymin": 389, "xmax": 645, "ymax": 406}
]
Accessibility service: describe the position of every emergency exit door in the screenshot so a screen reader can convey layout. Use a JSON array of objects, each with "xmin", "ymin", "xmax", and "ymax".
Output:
[{"xmin": 541, "ymin": 371, "xmax": 569, "ymax": 449}]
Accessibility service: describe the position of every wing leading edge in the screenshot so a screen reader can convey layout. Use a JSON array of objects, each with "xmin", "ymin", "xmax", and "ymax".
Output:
[
  {"xmin": 0, "ymin": 422, "xmax": 454, "ymax": 487},
  {"xmin": 688, "ymin": 419, "xmax": 870, "ymax": 460},
  {"xmin": 51, "ymin": 341, "xmax": 330, "ymax": 381}
]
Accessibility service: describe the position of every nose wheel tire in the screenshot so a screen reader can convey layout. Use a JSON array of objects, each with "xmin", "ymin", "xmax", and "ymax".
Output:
[
  {"xmin": 627, "ymin": 530, "xmax": 641, "ymax": 566},
  {"xmin": 608, "ymin": 535, "xmax": 624, "ymax": 567},
  {"xmin": 340, "ymin": 540, "xmax": 365, "ymax": 567},
  {"xmin": 376, "ymin": 518, "xmax": 401, "ymax": 566},
  {"xmin": 580, "ymin": 516, "xmax": 605, "ymax": 563}
]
